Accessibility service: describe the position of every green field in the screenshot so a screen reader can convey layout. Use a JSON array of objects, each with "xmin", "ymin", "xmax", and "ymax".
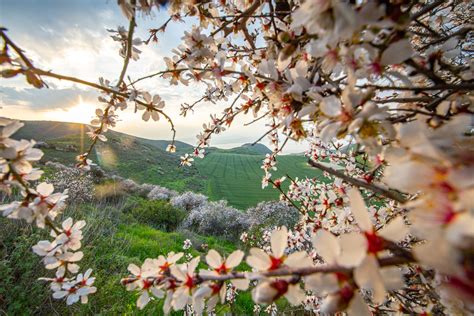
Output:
[
  {"xmin": 195, "ymin": 152, "xmax": 323, "ymax": 209},
  {"xmin": 14, "ymin": 120, "xmax": 324, "ymax": 209}
]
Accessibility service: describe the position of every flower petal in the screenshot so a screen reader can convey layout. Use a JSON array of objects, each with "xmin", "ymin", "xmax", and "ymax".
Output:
[
  {"xmin": 338, "ymin": 232, "xmax": 367, "ymax": 267},
  {"xmin": 348, "ymin": 188, "xmax": 373, "ymax": 232},
  {"xmin": 285, "ymin": 251, "xmax": 312, "ymax": 268},
  {"xmin": 313, "ymin": 229, "xmax": 340, "ymax": 265},
  {"xmin": 378, "ymin": 216, "xmax": 408, "ymax": 243},
  {"xmin": 206, "ymin": 249, "xmax": 222, "ymax": 269},
  {"xmin": 285, "ymin": 284, "xmax": 305, "ymax": 306},
  {"xmin": 271, "ymin": 227, "xmax": 288, "ymax": 258},
  {"xmin": 246, "ymin": 248, "xmax": 271, "ymax": 271},
  {"xmin": 226, "ymin": 250, "xmax": 244, "ymax": 268},
  {"xmin": 354, "ymin": 255, "xmax": 386, "ymax": 304}
]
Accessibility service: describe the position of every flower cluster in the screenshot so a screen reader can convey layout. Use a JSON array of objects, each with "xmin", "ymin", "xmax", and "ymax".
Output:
[
  {"xmin": 1, "ymin": 0, "xmax": 473, "ymax": 314},
  {"xmin": 0, "ymin": 118, "xmax": 95, "ymax": 305}
]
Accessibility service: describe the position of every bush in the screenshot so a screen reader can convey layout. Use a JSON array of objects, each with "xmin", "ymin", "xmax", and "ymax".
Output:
[
  {"xmin": 147, "ymin": 185, "xmax": 177, "ymax": 201},
  {"xmin": 170, "ymin": 191, "xmax": 208, "ymax": 211},
  {"xmin": 129, "ymin": 199, "xmax": 186, "ymax": 231},
  {"xmin": 181, "ymin": 200, "xmax": 250, "ymax": 241},
  {"xmin": 44, "ymin": 162, "xmax": 95, "ymax": 204},
  {"xmin": 246, "ymin": 201, "xmax": 301, "ymax": 229}
]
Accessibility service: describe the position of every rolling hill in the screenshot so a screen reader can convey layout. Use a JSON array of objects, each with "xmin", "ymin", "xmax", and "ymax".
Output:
[{"xmin": 12, "ymin": 120, "xmax": 323, "ymax": 209}]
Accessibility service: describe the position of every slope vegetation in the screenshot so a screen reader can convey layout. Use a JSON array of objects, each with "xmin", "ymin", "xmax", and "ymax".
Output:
[{"xmin": 13, "ymin": 120, "xmax": 322, "ymax": 208}]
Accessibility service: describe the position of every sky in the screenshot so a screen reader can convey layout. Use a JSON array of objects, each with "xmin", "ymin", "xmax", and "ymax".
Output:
[{"xmin": 0, "ymin": 0, "xmax": 306, "ymax": 153}]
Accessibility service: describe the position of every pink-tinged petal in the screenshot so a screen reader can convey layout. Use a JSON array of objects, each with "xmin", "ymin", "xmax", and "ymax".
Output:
[
  {"xmin": 128, "ymin": 264, "xmax": 141, "ymax": 276},
  {"xmin": 192, "ymin": 294, "xmax": 206, "ymax": 316},
  {"xmin": 313, "ymin": 229, "xmax": 340, "ymax": 265},
  {"xmin": 68, "ymin": 264, "xmax": 80, "ymax": 274},
  {"xmin": 53, "ymin": 290, "xmax": 68, "ymax": 299},
  {"xmin": 169, "ymin": 252, "xmax": 184, "ymax": 263},
  {"xmin": 252, "ymin": 282, "xmax": 277, "ymax": 304},
  {"xmin": 380, "ymin": 266, "xmax": 404, "ymax": 291},
  {"xmin": 163, "ymin": 291, "xmax": 173, "ymax": 314},
  {"xmin": 206, "ymin": 249, "xmax": 222, "ymax": 269},
  {"xmin": 445, "ymin": 213, "xmax": 474, "ymax": 246},
  {"xmin": 137, "ymin": 291, "xmax": 150, "ymax": 310},
  {"xmin": 62, "ymin": 217, "xmax": 73, "ymax": 230},
  {"xmin": 319, "ymin": 293, "xmax": 340, "ymax": 314},
  {"xmin": 348, "ymin": 188, "xmax": 373, "ymax": 232},
  {"xmin": 320, "ymin": 95, "xmax": 342, "ymax": 117},
  {"xmin": 172, "ymin": 287, "xmax": 190, "ymax": 310},
  {"xmin": 151, "ymin": 287, "xmax": 164, "ymax": 298},
  {"xmin": 285, "ymin": 284, "xmax": 305, "ymax": 306},
  {"xmin": 219, "ymin": 285, "xmax": 226, "ymax": 303},
  {"xmin": 271, "ymin": 227, "xmax": 288, "ymax": 258},
  {"xmin": 188, "ymin": 257, "xmax": 200, "ymax": 274},
  {"xmin": 142, "ymin": 111, "xmax": 151, "ymax": 122},
  {"xmin": 37, "ymin": 182, "xmax": 54, "ymax": 196},
  {"xmin": 207, "ymin": 295, "xmax": 219, "ymax": 312},
  {"xmin": 346, "ymin": 291, "xmax": 371, "ymax": 316},
  {"xmin": 143, "ymin": 92, "xmax": 152, "ymax": 103},
  {"xmin": 381, "ymin": 39, "xmax": 413, "ymax": 65},
  {"xmin": 338, "ymin": 232, "xmax": 367, "ymax": 267},
  {"xmin": 378, "ymin": 216, "xmax": 408, "ymax": 243},
  {"xmin": 285, "ymin": 251, "xmax": 312, "ymax": 268},
  {"xmin": 170, "ymin": 265, "xmax": 187, "ymax": 282},
  {"xmin": 354, "ymin": 255, "xmax": 386, "ymax": 304},
  {"xmin": 76, "ymin": 287, "xmax": 90, "ymax": 296},
  {"xmin": 304, "ymin": 273, "xmax": 339, "ymax": 295},
  {"xmin": 152, "ymin": 95, "xmax": 161, "ymax": 104},
  {"xmin": 73, "ymin": 220, "xmax": 86, "ymax": 230},
  {"xmin": 66, "ymin": 293, "xmax": 79, "ymax": 305},
  {"xmin": 247, "ymin": 248, "xmax": 271, "ymax": 271},
  {"xmin": 70, "ymin": 251, "xmax": 84, "ymax": 262},
  {"xmin": 193, "ymin": 286, "xmax": 212, "ymax": 300},
  {"xmin": 226, "ymin": 250, "xmax": 244, "ymax": 268},
  {"xmin": 231, "ymin": 278, "xmax": 250, "ymax": 290},
  {"xmin": 321, "ymin": 122, "xmax": 342, "ymax": 144},
  {"xmin": 413, "ymin": 237, "xmax": 458, "ymax": 275}
]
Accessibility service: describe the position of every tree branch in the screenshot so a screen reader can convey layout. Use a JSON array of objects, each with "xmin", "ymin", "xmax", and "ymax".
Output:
[{"xmin": 307, "ymin": 159, "xmax": 408, "ymax": 204}]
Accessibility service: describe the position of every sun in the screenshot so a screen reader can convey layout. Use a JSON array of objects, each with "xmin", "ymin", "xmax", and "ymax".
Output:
[{"xmin": 46, "ymin": 96, "xmax": 96, "ymax": 124}]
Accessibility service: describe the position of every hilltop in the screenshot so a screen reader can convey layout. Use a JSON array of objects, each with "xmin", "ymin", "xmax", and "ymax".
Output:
[{"xmin": 12, "ymin": 120, "xmax": 322, "ymax": 209}]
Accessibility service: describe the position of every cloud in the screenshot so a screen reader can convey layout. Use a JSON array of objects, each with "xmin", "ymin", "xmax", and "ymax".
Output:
[{"xmin": 0, "ymin": 86, "xmax": 99, "ymax": 110}]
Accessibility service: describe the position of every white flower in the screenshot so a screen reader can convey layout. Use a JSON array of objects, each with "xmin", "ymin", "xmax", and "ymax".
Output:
[
  {"xmin": 202, "ymin": 249, "xmax": 249, "ymax": 290},
  {"xmin": 252, "ymin": 279, "xmax": 305, "ymax": 306},
  {"xmin": 170, "ymin": 257, "xmax": 200, "ymax": 311},
  {"xmin": 246, "ymin": 227, "xmax": 311, "ymax": 272},
  {"xmin": 166, "ymin": 144, "xmax": 177, "ymax": 153},
  {"xmin": 180, "ymin": 154, "xmax": 194, "ymax": 167}
]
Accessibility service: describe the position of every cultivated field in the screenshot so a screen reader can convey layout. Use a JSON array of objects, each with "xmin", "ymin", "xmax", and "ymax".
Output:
[{"xmin": 195, "ymin": 152, "xmax": 324, "ymax": 209}]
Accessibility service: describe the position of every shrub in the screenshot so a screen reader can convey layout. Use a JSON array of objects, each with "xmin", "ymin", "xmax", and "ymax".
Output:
[
  {"xmin": 181, "ymin": 200, "xmax": 250, "ymax": 241},
  {"xmin": 246, "ymin": 201, "xmax": 301, "ymax": 229},
  {"xmin": 170, "ymin": 191, "xmax": 208, "ymax": 211},
  {"xmin": 44, "ymin": 162, "xmax": 95, "ymax": 204},
  {"xmin": 147, "ymin": 185, "xmax": 177, "ymax": 201},
  {"xmin": 129, "ymin": 199, "xmax": 186, "ymax": 231}
]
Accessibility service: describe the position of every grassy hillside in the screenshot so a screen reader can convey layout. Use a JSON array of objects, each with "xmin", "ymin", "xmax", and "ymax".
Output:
[
  {"xmin": 195, "ymin": 152, "xmax": 323, "ymax": 209},
  {"xmin": 0, "ymin": 198, "xmax": 254, "ymax": 315},
  {"xmin": 13, "ymin": 120, "xmax": 322, "ymax": 209}
]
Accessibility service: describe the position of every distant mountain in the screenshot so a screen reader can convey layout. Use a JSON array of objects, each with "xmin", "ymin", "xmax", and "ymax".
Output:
[{"xmin": 13, "ymin": 120, "xmax": 192, "ymax": 151}]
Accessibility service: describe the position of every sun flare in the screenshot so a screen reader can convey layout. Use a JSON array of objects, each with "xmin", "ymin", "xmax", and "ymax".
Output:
[{"xmin": 46, "ymin": 96, "xmax": 95, "ymax": 124}]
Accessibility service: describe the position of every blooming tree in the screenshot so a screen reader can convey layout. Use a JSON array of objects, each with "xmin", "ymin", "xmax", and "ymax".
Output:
[{"xmin": 1, "ymin": 0, "xmax": 473, "ymax": 314}]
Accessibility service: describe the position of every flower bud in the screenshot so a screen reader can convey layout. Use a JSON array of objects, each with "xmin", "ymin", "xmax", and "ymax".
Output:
[{"xmin": 277, "ymin": 31, "xmax": 291, "ymax": 43}]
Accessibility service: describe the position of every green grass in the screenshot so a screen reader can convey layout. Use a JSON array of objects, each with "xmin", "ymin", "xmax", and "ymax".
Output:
[
  {"xmin": 195, "ymin": 152, "xmax": 324, "ymax": 209},
  {"xmin": 0, "ymin": 199, "xmax": 254, "ymax": 315}
]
